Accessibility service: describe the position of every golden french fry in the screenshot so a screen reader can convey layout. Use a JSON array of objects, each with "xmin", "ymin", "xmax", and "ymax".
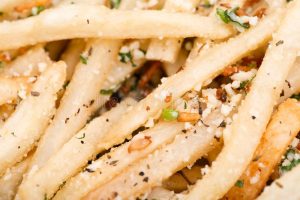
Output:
[
  {"xmin": 225, "ymin": 99, "xmax": 300, "ymax": 199},
  {"xmin": 0, "ymin": 61, "xmax": 66, "ymax": 176},
  {"xmin": 187, "ymin": 1, "xmax": 300, "ymax": 199},
  {"xmin": 0, "ymin": 4, "xmax": 234, "ymax": 50}
]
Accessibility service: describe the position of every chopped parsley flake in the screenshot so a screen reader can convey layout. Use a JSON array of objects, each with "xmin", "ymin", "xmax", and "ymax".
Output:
[
  {"xmin": 280, "ymin": 148, "xmax": 300, "ymax": 173},
  {"xmin": 31, "ymin": 6, "xmax": 45, "ymax": 16},
  {"xmin": 118, "ymin": 51, "xmax": 136, "ymax": 67},
  {"xmin": 216, "ymin": 7, "xmax": 250, "ymax": 29},
  {"xmin": 63, "ymin": 81, "xmax": 70, "ymax": 89},
  {"xmin": 235, "ymin": 180, "xmax": 244, "ymax": 188},
  {"xmin": 76, "ymin": 133, "xmax": 85, "ymax": 139},
  {"xmin": 110, "ymin": 0, "xmax": 121, "ymax": 9},
  {"xmin": 239, "ymin": 76, "xmax": 255, "ymax": 90},
  {"xmin": 201, "ymin": 0, "xmax": 213, "ymax": 8},
  {"xmin": 80, "ymin": 54, "xmax": 88, "ymax": 64},
  {"xmin": 100, "ymin": 89, "xmax": 114, "ymax": 95},
  {"xmin": 162, "ymin": 108, "xmax": 179, "ymax": 121},
  {"xmin": 291, "ymin": 93, "xmax": 300, "ymax": 101}
]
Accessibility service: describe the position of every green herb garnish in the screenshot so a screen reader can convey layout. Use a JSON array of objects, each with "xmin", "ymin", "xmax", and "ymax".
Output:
[
  {"xmin": 80, "ymin": 54, "xmax": 88, "ymax": 64},
  {"xmin": 162, "ymin": 108, "xmax": 179, "ymax": 121},
  {"xmin": 63, "ymin": 81, "xmax": 70, "ymax": 89},
  {"xmin": 118, "ymin": 51, "xmax": 136, "ymax": 67},
  {"xmin": 217, "ymin": 7, "xmax": 250, "ymax": 29},
  {"xmin": 76, "ymin": 133, "xmax": 85, "ymax": 139},
  {"xmin": 31, "ymin": 6, "xmax": 45, "ymax": 16},
  {"xmin": 100, "ymin": 89, "xmax": 114, "ymax": 95},
  {"xmin": 291, "ymin": 94, "xmax": 300, "ymax": 101},
  {"xmin": 280, "ymin": 148, "xmax": 300, "ymax": 173},
  {"xmin": 110, "ymin": 0, "xmax": 121, "ymax": 9},
  {"xmin": 235, "ymin": 180, "xmax": 244, "ymax": 188}
]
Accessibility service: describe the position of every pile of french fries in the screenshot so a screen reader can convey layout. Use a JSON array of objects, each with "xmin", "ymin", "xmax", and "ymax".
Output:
[{"xmin": 1, "ymin": 0, "xmax": 300, "ymax": 199}]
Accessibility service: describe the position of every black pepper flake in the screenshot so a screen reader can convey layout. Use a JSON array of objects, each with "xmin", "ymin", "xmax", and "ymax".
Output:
[
  {"xmin": 143, "ymin": 177, "xmax": 149, "ymax": 182},
  {"xmin": 275, "ymin": 40, "xmax": 284, "ymax": 46},
  {"xmin": 182, "ymin": 129, "xmax": 187, "ymax": 133},
  {"xmin": 89, "ymin": 99, "xmax": 95, "ymax": 106},
  {"xmin": 11, "ymin": 132, "xmax": 16, "ymax": 137},
  {"xmin": 80, "ymin": 140, "xmax": 84, "ymax": 144},
  {"xmin": 285, "ymin": 80, "xmax": 291, "ymax": 88},
  {"xmin": 133, "ymin": 182, "xmax": 138, "ymax": 187},
  {"xmin": 75, "ymin": 108, "xmax": 80, "ymax": 115},
  {"xmin": 31, "ymin": 91, "xmax": 40, "ymax": 96},
  {"xmin": 214, "ymin": 136, "xmax": 220, "ymax": 142},
  {"xmin": 109, "ymin": 160, "xmax": 118, "ymax": 166},
  {"xmin": 198, "ymin": 107, "xmax": 203, "ymax": 115},
  {"xmin": 218, "ymin": 121, "xmax": 226, "ymax": 128},
  {"xmin": 252, "ymin": 155, "xmax": 261, "ymax": 162},
  {"xmin": 200, "ymin": 120, "xmax": 209, "ymax": 127},
  {"xmin": 86, "ymin": 19, "xmax": 90, "ymax": 24},
  {"xmin": 112, "ymin": 192, "xmax": 118, "ymax": 198},
  {"xmin": 251, "ymin": 116, "xmax": 256, "ymax": 120},
  {"xmin": 65, "ymin": 117, "xmax": 69, "ymax": 124},
  {"xmin": 275, "ymin": 181, "xmax": 283, "ymax": 188},
  {"xmin": 18, "ymin": 146, "xmax": 20, "ymax": 149},
  {"xmin": 106, "ymin": 118, "xmax": 109, "ymax": 122},
  {"xmin": 139, "ymin": 171, "xmax": 144, "ymax": 176},
  {"xmin": 85, "ymin": 168, "xmax": 95, "ymax": 173},
  {"xmin": 83, "ymin": 104, "xmax": 88, "ymax": 108},
  {"xmin": 280, "ymin": 90, "xmax": 285, "ymax": 97},
  {"xmin": 88, "ymin": 47, "xmax": 93, "ymax": 56}
]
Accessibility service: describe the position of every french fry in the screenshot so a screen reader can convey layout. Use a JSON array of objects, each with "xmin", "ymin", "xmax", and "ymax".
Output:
[
  {"xmin": 257, "ymin": 160, "xmax": 300, "ymax": 200},
  {"xmin": 54, "ymin": 122, "xmax": 184, "ymax": 200},
  {"xmin": 225, "ymin": 99, "xmax": 300, "ymax": 199},
  {"xmin": 186, "ymin": 1, "xmax": 300, "ymax": 199},
  {"xmin": 0, "ymin": 61, "xmax": 66, "ymax": 176},
  {"xmin": 18, "ymin": 98, "xmax": 137, "ymax": 200},
  {"xmin": 0, "ymin": 156, "xmax": 31, "ymax": 200},
  {"xmin": 146, "ymin": 0, "xmax": 201, "ymax": 63},
  {"xmin": 0, "ymin": 4, "xmax": 234, "ymax": 50},
  {"xmin": 1, "ymin": 45, "xmax": 52, "ymax": 77},
  {"xmin": 59, "ymin": 39, "xmax": 86, "ymax": 81},
  {"xmin": 0, "ymin": 77, "xmax": 31, "ymax": 106},
  {"xmin": 279, "ymin": 58, "xmax": 300, "ymax": 102},
  {"xmin": 84, "ymin": 126, "xmax": 216, "ymax": 199},
  {"xmin": 96, "ymin": 10, "xmax": 283, "ymax": 158},
  {"xmin": 29, "ymin": 39, "xmax": 122, "ymax": 170},
  {"xmin": 162, "ymin": 49, "xmax": 188, "ymax": 76}
]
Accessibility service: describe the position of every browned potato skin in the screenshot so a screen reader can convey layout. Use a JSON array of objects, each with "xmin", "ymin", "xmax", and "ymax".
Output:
[{"xmin": 225, "ymin": 99, "xmax": 300, "ymax": 200}]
